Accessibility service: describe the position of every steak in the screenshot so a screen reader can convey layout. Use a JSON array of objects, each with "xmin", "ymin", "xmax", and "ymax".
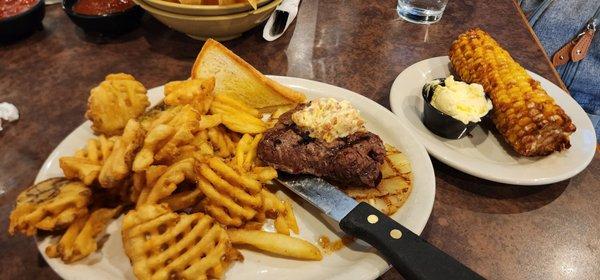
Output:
[{"xmin": 258, "ymin": 106, "xmax": 385, "ymax": 187}]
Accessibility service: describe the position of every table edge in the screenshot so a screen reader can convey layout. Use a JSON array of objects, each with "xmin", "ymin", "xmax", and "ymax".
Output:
[{"xmin": 510, "ymin": 0, "xmax": 569, "ymax": 92}]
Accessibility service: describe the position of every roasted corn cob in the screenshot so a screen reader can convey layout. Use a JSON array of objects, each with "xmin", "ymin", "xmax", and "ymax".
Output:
[{"xmin": 449, "ymin": 28, "xmax": 576, "ymax": 156}]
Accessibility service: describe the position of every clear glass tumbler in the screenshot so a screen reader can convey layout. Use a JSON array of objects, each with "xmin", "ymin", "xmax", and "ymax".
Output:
[{"xmin": 397, "ymin": 0, "xmax": 449, "ymax": 24}]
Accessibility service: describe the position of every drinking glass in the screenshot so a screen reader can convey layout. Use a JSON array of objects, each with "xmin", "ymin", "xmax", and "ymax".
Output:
[{"xmin": 397, "ymin": 0, "xmax": 449, "ymax": 24}]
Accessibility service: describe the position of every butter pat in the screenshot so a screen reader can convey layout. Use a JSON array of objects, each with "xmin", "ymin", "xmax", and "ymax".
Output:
[
  {"xmin": 430, "ymin": 76, "xmax": 492, "ymax": 124},
  {"xmin": 292, "ymin": 98, "xmax": 365, "ymax": 142},
  {"xmin": 0, "ymin": 102, "xmax": 19, "ymax": 131}
]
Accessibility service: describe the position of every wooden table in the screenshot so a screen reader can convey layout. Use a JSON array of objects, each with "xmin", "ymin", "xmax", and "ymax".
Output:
[{"xmin": 1, "ymin": 0, "xmax": 598, "ymax": 279}]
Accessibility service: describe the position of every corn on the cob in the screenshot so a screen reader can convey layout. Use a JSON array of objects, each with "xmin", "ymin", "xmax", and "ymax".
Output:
[{"xmin": 449, "ymin": 28, "xmax": 576, "ymax": 156}]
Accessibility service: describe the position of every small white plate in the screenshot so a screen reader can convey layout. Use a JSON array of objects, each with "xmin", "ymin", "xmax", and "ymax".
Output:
[
  {"xmin": 35, "ymin": 76, "xmax": 436, "ymax": 280},
  {"xmin": 389, "ymin": 56, "xmax": 597, "ymax": 185}
]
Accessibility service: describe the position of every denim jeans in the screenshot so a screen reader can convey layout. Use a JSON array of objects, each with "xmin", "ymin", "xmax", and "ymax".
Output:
[
  {"xmin": 520, "ymin": 0, "xmax": 600, "ymax": 142},
  {"xmin": 590, "ymin": 113, "xmax": 600, "ymax": 141}
]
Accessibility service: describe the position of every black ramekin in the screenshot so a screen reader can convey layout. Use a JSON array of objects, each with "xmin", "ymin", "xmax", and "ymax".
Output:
[
  {"xmin": 0, "ymin": 0, "xmax": 45, "ymax": 42},
  {"xmin": 421, "ymin": 78, "xmax": 487, "ymax": 139},
  {"xmin": 62, "ymin": 0, "xmax": 144, "ymax": 35}
]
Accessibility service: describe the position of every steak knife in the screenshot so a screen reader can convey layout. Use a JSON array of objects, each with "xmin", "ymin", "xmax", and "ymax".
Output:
[{"xmin": 276, "ymin": 174, "xmax": 484, "ymax": 280}]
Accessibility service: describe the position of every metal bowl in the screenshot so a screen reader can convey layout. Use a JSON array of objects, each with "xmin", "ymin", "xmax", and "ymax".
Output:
[{"xmin": 421, "ymin": 78, "xmax": 488, "ymax": 139}]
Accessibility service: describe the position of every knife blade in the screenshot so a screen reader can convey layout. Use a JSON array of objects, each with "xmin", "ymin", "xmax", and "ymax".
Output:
[
  {"xmin": 276, "ymin": 174, "xmax": 484, "ymax": 280},
  {"xmin": 277, "ymin": 173, "xmax": 357, "ymax": 222}
]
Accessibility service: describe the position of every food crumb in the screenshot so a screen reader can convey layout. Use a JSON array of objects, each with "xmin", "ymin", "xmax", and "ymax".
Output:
[{"xmin": 318, "ymin": 235, "xmax": 355, "ymax": 254}]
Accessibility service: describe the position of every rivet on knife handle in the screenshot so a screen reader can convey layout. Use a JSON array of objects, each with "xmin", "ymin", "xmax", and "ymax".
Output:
[{"xmin": 339, "ymin": 202, "xmax": 484, "ymax": 280}]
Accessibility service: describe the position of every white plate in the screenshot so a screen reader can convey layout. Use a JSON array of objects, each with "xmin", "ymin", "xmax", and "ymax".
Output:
[
  {"xmin": 35, "ymin": 76, "xmax": 436, "ymax": 280},
  {"xmin": 389, "ymin": 56, "xmax": 597, "ymax": 185}
]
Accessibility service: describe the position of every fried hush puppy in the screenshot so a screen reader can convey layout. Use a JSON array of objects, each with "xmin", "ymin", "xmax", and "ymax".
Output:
[{"xmin": 86, "ymin": 73, "xmax": 149, "ymax": 136}]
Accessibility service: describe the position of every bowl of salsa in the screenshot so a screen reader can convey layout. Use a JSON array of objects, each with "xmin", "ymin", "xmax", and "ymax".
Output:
[
  {"xmin": 62, "ymin": 0, "xmax": 144, "ymax": 35},
  {"xmin": 0, "ymin": 0, "xmax": 45, "ymax": 41}
]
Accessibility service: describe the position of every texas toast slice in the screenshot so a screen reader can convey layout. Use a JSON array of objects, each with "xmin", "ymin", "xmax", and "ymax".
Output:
[{"xmin": 191, "ymin": 39, "xmax": 306, "ymax": 110}]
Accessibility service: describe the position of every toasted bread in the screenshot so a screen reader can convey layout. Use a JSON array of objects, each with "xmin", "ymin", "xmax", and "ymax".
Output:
[{"xmin": 191, "ymin": 39, "xmax": 306, "ymax": 109}]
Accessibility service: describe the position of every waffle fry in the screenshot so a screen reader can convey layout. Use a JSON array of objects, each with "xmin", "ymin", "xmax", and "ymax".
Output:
[
  {"xmin": 136, "ymin": 165, "xmax": 169, "ymax": 205},
  {"xmin": 166, "ymin": 105, "xmax": 200, "ymax": 132},
  {"xmin": 234, "ymin": 134, "xmax": 252, "ymax": 169},
  {"xmin": 207, "ymin": 126, "xmax": 235, "ymax": 158},
  {"xmin": 139, "ymin": 158, "xmax": 196, "ymax": 206},
  {"xmin": 198, "ymin": 114, "xmax": 222, "ymax": 130},
  {"xmin": 256, "ymin": 189, "xmax": 298, "ymax": 235},
  {"xmin": 157, "ymin": 108, "xmax": 200, "ymax": 164},
  {"xmin": 133, "ymin": 124, "xmax": 175, "ymax": 172},
  {"xmin": 59, "ymin": 157, "xmax": 102, "ymax": 186},
  {"xmin": 193, "ymin": 129, "xmax": 209, "ymax": 145},
  {"xmin": 243, "ymin": 134, "xmax": 262, "ymax": 169},
  {"xmin": 259, "ymin": 189, "xmax": 284, "ymax": 218},
  {"xmin": 164, "ymin": 77, "xmax": 215, "ymax": 114},
  {"xmin": 135, "ymin": 105, "xmax": 204, "ymax": 172},
  {"xmin": 203, "ymin": 200, "xmax": 244, "ymax": 227},
  {"xmin": 197, "ymin": 157, "xmax": 263, "ymax": 225},
  {"xmin": 208, "ymin": 157, "xmax": 261, "ymax": 194},
  {"xmin": 60, "ymin": 136, "xmax": 117, "ymax": 185},
  {"xmin": 161, "ymin": 189, "xmax": 203, "ymax": 212},
  {"xmin": 74, "ymin": 136, "xmax": 116, "ymax": 165},
  {"xmin": 122, "ymin": 204, "xmax": 240, "ymax": 280},
  {"xmin": 46, "ymin": 215, "xmax": 86, "ymax": 259},
  {"xmin": 283, "ymin": 199, "xmax": 299, "ymax": 234},
  {"xmin": 274, "ymin": 215, "xmax": 289, "ymax": 235},
  {"xmin": 249, "ymin": 166, "xmax": 278, "ymax": 183},
  {"xmin": 9, "ymin": 178, "xmax": 91, "ymax": 236},
  {"xmin": 233, "ymin": 133, "xmax": 264, "ymax": 172},
  {"xmin": 195, "ymin": 138, "xmax": 215, "ymax": 157},
  {"xmin": 166, "ymin": 145, "xmax": 200, "ymax": 164},
  {"xmin": 99, "ymin": 120, "xmax": 145, "ymax": 188},
  {"xmin": 154, "ymin": 127, "xmax": 195, "ymax": 164},
  {"xmin": 131, "ymin": 171, "xmax": 147, "ymax": 203},
  {"xmin": 46, "ymin": 206, "xmax": 122, "ymax": 263},
  {"xmin": 140, "ymin": 106, "xmax": 181, "ymax": 132}
]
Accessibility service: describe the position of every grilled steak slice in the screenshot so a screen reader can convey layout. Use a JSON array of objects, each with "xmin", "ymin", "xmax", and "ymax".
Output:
[{"xmin": 258, "ymin": 106, "xmax": 385, "ymax": 187}]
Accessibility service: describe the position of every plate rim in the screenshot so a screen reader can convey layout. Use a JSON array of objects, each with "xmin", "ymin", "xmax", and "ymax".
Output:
[
  {"xmin": 34, "ymin": 76, "xmax": 436, "ymax": 280},
  {"xmin": 389, "ymin": 56, "xmax": 596, "ymax": 186}
]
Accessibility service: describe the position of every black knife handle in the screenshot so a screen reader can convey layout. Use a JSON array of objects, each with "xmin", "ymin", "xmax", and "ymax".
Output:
[{"xmin": 339, "ymin": 202, "xmax": 484, "ymax": 280}]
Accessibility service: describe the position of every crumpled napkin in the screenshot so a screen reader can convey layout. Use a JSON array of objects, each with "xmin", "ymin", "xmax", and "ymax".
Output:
[{"xmin": 0, "ymin": 102, "xmax": 19, "ymax": 131}]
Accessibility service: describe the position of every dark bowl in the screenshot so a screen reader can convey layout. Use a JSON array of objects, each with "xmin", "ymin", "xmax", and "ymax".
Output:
[
  {"xmin": 422, "ymin": 78, "xmax": 486, "ymax": 139},
  {"xmin": 0, "ymin": 0, "xmax": 45, "ymax": 42},
  {"xmin": 62, "ymin": 0, "xmax": 144, "ymax": 35}
]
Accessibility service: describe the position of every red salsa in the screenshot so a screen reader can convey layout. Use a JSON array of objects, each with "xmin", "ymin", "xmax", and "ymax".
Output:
[
  {"xmin": 0, "ymin": 0, "xmax": 38, "ymax": 19},
  {"xmin": 72, "ymin": 0, "xmax": 135, "ymax": 16}
]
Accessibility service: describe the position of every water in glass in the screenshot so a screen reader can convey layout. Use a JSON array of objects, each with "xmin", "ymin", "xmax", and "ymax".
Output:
[{"xmin": 397, "ymin": 0, "xmax": 448, "ymax": 24}]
